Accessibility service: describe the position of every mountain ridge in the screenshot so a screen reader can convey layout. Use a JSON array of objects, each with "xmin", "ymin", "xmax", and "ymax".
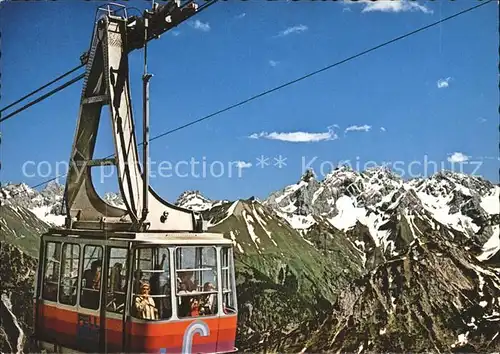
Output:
[{"xmin": 1, "ymin": 168, "xmax": 498, "ymax": 265}]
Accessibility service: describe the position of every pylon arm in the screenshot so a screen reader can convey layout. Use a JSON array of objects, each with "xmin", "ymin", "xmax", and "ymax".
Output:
[
  {"xmin": 64, "ymin": 13, "xmax": 205, "ymax": 233},
  {"xmin": 126, "ymin": 1, "xmax": 199, "ymax": 52}
]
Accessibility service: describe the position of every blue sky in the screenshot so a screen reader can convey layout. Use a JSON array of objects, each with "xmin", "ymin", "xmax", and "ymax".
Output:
[{"xmin": 1, "ymin": 0, "xmax": 498, "ymax": 202}]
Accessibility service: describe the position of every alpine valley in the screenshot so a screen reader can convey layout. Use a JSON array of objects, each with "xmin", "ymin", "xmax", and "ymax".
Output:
[{"xmin": 1, "ymin": 166, "xmax": 499, "ymax": 353}]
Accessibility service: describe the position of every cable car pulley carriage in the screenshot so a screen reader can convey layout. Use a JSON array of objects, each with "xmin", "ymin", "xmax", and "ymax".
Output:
[{"xmin": 33, "ymin": 1, "xmax": 238, "ymax": 353}]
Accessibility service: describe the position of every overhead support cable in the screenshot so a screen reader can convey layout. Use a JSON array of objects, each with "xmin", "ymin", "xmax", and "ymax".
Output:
[
  {"xmin": 0, "ymin": 63, "xmax": 85, "ymax": 114},
  {"xmin": 0, "ymin": 73, "xmax": 85, "ymax": 123},
  {"xmin": 147, "ymin": 0, "xmax": 494, "ymax": 143},
  {"xmin": 0, "ymin": 1, "xmax": 215, "ymax": 121}
]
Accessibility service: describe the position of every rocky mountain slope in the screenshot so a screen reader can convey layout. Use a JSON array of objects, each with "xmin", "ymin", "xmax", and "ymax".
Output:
[
  {"xmin": 0, "ymin": 167, "xmax": 498, "ymax": 352},
  {"xmin": 198, "ymin": 198, "xmax": 362, "ymax": 350},
  {"xmin": 0, "ymin": 204, "xmax": 50, "ymax": 258},
  {"xmin": 0, "ymin": 242, "xmax": 38, "ymax": 354},
  {"xmin": 304, "ymin": 229, "xmax": 500, "ymax": 352}
]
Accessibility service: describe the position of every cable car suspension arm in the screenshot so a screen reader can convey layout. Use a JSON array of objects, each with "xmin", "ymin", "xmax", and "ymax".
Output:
[{"xmin": 126, "ymin": 0, "xmax": 218, "ymax": 53}]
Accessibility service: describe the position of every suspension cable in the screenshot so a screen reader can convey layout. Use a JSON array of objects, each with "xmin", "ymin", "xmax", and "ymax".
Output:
[
  {"xmin": 148, "ymin": 0, "xmax": 494, "ymax": 142},
  {"xmin": 0, "ymin": 1, "xmax": 215, "ymax": 123},
  {"xmin": 0, "ymin": 64, "xmax": 85, "ymax": 114},
  {"xmin": 0, "ymin": 73, "xmax": 85, "ymax": 123}
]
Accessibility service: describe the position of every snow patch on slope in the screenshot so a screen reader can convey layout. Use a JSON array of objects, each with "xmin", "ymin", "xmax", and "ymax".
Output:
[
  {"xmin": 416, "ymin": 190, "xmax": 479, "ymax": 234},
  {"xmin": 477, "ymin": 225, "xmax": 500, "ymax": 261},
  {"xmin": 480, "ymin": 187, "xmax": 500, "ymax": 215},
  {"xmin": 243, "ymin": 210, "xmax": 261, "ymax": 250},
  {"xmin": 279, "ymin": 213, "xmax": 316, "ymax": 230},
  {"xmin": 312, "ymin": 187, "xmax": 324, "ymax": 204},
  {"xmin": 176, "ymin": 190, "xmax": 226, "ymax": 212},
  {"xmin": 229, "ymin": 230, "xmax": 244, "ymax": 253},
  {"xmin": 29, "ymin": 206, "xmax": 65, "ymax": 226},
  {"xmin": 209, "ymin": 201, "xmax": 239, "ymax": 227},
  {"xmin": 252, "ymin": 205, "xmax": 278, "ymax": 246},
  {"xmin": 1, "ymin": 293, "xmax": 25, "ymax": 354},
  {"xmin": 274, "ymin": 180, "xmax": 307, "ymax": 204},
  {"xmin": 328, "ymin": 196, "xmax": 366, "ymax": 231},
  {"xmin": 359, "ymin": 211, "xmax": 392, "ymax": 251}
]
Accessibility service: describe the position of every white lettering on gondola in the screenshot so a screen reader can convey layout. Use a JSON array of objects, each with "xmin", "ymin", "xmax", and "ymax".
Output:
[{"xmin": 181, "ymin": 320, "xmax": 210, "ymax": 354}]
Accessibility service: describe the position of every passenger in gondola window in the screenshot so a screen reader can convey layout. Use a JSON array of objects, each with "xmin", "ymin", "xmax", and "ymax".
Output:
[
  {"xmin": 81, "ymin": 260, "xmax": 101, "ymax": 309},
  {"xmin": 160, "ymin": 283, "xmax": 172, "ymax": 319},
  {"xmin": 190, "ymin": 298, "xmax": 200, "ymax": 317},
  {"xmin": 110, "ymin": 263, "xmax": 123, "ymax": 292},
  {"xmin": 201, "ymin": 282, "xmax": 217, "ymax": 315},
  {"xmin": 178, "ymin": 270, "xmax": 197, "ymax": 292},
  {"xmin": 134, "ymin": 282, "xmax": 159, "ymax": 320},
  {"xmin": 108, "ymin": 262, "xmax": 125, "ymax": 313},
  {"xmin": 150, "ymin": 254, "xmax": 168, "ymax": 318},
  {"xmin": 133, "ymin": 269, "xmax": 143, "ymax": 295},
  {"xmin": 150, "ymin": 253, "xmax": 167, "ymax": 297},
  {"xmin": 83, "ymin": 260, "xmax": 102, "ymax": 290},
  {"xmin": 43, "ymin": 274, "xmax": 59, "ymax": 301}
]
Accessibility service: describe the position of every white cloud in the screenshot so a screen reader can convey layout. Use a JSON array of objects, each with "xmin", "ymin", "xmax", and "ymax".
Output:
[
  {"xmin": 344, "ymin": 124, "xmax": 372, "ymax": 133},
  {"xmin": 249, "ymin": 127, "xmax": 338, "ymax": 143},
  {"xmin": 235, "ymin": 13, "xmax": 246, "ymax": 19},
  {"xmin": 380, "ymin": 127, "xmax": 386, "ymax": 132},
  {"xmin": 269, "ymin": 60, "xmax": 279, "ymax": 67},
  {"xmin": 346, "ymin": 0, "xmax": 433, "ymax": 14},
  {"xmin": 276, "ymin": 24, "xmax": 308, "ymax": 37},
  {"xmin": 171, "ymin": 30, "xmax": 181, "ymax": 37},
  {"xmin": 234, "ymin": 161, "xmax": 252, "ymax": 169},
  {"xmin": 477, "ymin": 117, "xmax": 487, "ymax": 123},
  {"xmin": 190, "ymin": 20, "xmax": 210, "ymax": 32},
  {"xmin": 437, "ymin": 77, "xmax": 452, "ymax": 88},
  {"xmin": 447, "ymin": 152, "xmax": 469, "ymax": 163}
]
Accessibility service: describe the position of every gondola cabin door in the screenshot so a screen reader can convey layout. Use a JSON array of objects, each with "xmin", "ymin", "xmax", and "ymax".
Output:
[{"xmin": 66, "ymin": 243, "xmax": 130, "ymax": 353}]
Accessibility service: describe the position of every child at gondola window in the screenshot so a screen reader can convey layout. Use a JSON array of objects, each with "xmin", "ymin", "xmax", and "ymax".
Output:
[{"xmin": 190, "ymin": 298, "xmax": 200, "ymax": 317}]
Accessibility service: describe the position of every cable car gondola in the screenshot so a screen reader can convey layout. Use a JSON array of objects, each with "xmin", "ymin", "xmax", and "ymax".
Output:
[{"xmin": 33, "ymin": 2, "xmax": 238, "ymax": 353}]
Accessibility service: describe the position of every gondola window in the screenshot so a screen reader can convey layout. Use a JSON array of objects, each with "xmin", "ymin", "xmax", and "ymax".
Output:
[
  {"xmin": 80, "ymin": 245, "xmax": 103, "ymax": 310},
  {"xmin": 221, "ymin": 247, "xmax": 236, "ymax": 313},
  {"xmin": 42, "ymin": 241, "xmax": 61, "ymax": 302},
  {"xmin": 107, "ymin": 248, "xmax": 128, "ymax": 314},
  {"xmin": 132, "ymin": 247, "xmax": 171, "ymax": 320},
  {"xmin": 175, "ymin": 246, "xmax": 218, "ymax": 318},
  {"xmin": 59, "ymin": 243, "xmax": 80, "ymax": 306}
]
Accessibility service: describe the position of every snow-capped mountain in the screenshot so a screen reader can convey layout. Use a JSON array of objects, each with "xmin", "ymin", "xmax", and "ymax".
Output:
[
  {"xmin": 102, "ymin": 192, "xmax": 125, "ymax": 208},
  {"xmin": 264, "ymin": 167, "xmax": 499, "ymax": 264},
  {"xmin": 1, "ymin": 168, "xmax": 498, "ymax": 263},
  {"xmin": 0, "ymin": 184, "xmax": 126, "ymax": 227},
  {"xmin": 0, "ymin": 181, "xmax": 65, "ymax": 226},
  {"xmin": 175, "ymin": 190, "xmax": 228, "ymax": 212},
  {"xmin": 266, "ymin": 167, "xmax": 498, "ymax": 233}
]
